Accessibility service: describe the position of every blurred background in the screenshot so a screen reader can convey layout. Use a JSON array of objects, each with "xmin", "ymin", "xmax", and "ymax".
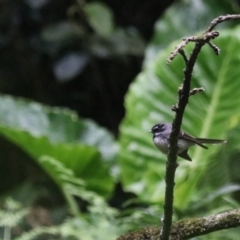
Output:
[
  {"xmin": 1, "ymin": 0, "xmax": 240, "ymax": 239},
  {"xmin": 0, "ymin": 0, "xmax": 174, "ymax": 131}
]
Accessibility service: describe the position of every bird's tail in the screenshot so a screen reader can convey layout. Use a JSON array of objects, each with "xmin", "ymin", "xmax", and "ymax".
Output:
[{"xmin": 195, "ymin": 138, "xmax": 227, "ymax": 144}]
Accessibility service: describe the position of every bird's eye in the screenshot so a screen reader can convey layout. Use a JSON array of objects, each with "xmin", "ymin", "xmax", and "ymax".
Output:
[
  {"xmin": 151, "ymin": 124, "xmax": 165, "ymax": 133},
  {"xmin": 153, "ymin": 124, "xmax": 163, "ymax": 132}
]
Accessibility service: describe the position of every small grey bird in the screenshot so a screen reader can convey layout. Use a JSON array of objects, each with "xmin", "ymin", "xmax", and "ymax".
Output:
[{"xmin": 150, "ymin": 123, "xmax": 226, "ymax": 161}]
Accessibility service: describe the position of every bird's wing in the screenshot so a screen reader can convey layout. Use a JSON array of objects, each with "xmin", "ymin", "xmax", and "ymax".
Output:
[
  {"xmin": 178, "ymin": 149, "xmax": 192, "ymax": 161},
  {"xmin": 179, "ymin": 131, "xmax": 208, "ymax": 149}
]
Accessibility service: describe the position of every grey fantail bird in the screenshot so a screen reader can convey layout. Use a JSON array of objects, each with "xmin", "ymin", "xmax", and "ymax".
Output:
[{"xmin": 150, "ymin": 123, "xmax": 226, "ymax": 161}]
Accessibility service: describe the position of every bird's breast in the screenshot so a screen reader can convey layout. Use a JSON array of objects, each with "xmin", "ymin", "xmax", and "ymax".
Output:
[{"xmin": 153, "ymin": 135, "xmax": 169, "ymax": 154}]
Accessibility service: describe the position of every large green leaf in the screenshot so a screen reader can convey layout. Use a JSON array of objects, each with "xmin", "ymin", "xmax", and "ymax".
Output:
[
  {"xmin": 0, "ymin": 94, "xmax": 117, "ymax": 196},
  {"xmin": 8, "ymin": 156, "xmax": 126, "ymax": 238},
  {"xmin": 119, "ymin": 26, "xmax": 240, "ymax": 209},
  {"xmin": 145, "ymin": 0, "xmax": 236, "ymax": 65},
  {"xmin": 200, "ymin": 122, "xmax": 240, "ymax": 191}
]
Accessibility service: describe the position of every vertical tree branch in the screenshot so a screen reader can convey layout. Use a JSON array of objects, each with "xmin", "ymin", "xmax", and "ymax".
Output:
[
  {"xmin": 161, "ymin": 42, "xmax": 205, "ymax": 240},
  {"xmin": 160, "ymin": 14, "xmax": 240, "ymax": 240}
]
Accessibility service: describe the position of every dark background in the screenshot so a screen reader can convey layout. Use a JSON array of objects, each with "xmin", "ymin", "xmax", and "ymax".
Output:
[
  {"xmin": 0, "ymin": 0, "xmax": 174, "ymax": 206},
  {"xmin": 0, "ymin": 0, "xmax": 174, "ymax": 132}
]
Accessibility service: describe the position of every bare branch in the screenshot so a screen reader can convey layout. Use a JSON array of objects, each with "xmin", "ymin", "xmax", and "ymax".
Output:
[
  {"xmin": 189, "ymin": 87, "xmax": 205, "ymax": 96},
  {"xmin": 201, "ymin": 31, "xmax": 219, "ymax": 40},
  {"xmin": 206, "ymin": 14, "xmax": 240, "ymax": 32},
  {"xmin": 208, "ymin": 41, "xmax": 221, "ymax": 55},
  {"xmin": 171, "ymin": 105, "xmax": 178, "ymax": 112},
  {"xmin": 179, "ymin": 50, "xmax": 188, "ymax": 64},
  {"xmin": 161, "ymin": 41, "xmax": 205, "ymax": 240},
  {"xmin": 117, "ymin": 209, "xmax": 240, "ymax": 240},
  {"xmin": 167, "ymin": 39, "xmax": 189, "ymax": 64},
  {"xmin": 167, "ymin": 31, "xmax": 219, "ymax": 64}
]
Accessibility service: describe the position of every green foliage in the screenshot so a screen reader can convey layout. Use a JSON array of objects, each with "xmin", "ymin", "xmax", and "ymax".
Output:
[
  {"xmin": 0, "ymin": 94, "xmax": 117, "ymax": 199},
  {"xmin": 0, "ymin": 192, "xmax": 129, "ymax": 240},
  {"xmin": 0, "ymin": 199, "xmax": 28, "ymax": 240},
  {"xmin": 84, "ymin": 2, "xmax": 114, "ymax": 37},
  {"xmin": 37, "ymin": 157, "xmax": 129, "ymax": 240},
  {"xmin": 119, "ymin": 26, "xmax": 240, "ymax": 211},
  {"xmin": 0, "ymin": 95, "xmax": 132, "ymax": 240},
  {"xmin": 0, "ymin": 198, "xmax": 28, "ymax": 228}
]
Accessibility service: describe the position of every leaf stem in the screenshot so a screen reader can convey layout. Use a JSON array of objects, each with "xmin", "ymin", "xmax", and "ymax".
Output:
[{"xmin": 62, "ymin": 189, "xmax": 80, "ymax": 216}]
